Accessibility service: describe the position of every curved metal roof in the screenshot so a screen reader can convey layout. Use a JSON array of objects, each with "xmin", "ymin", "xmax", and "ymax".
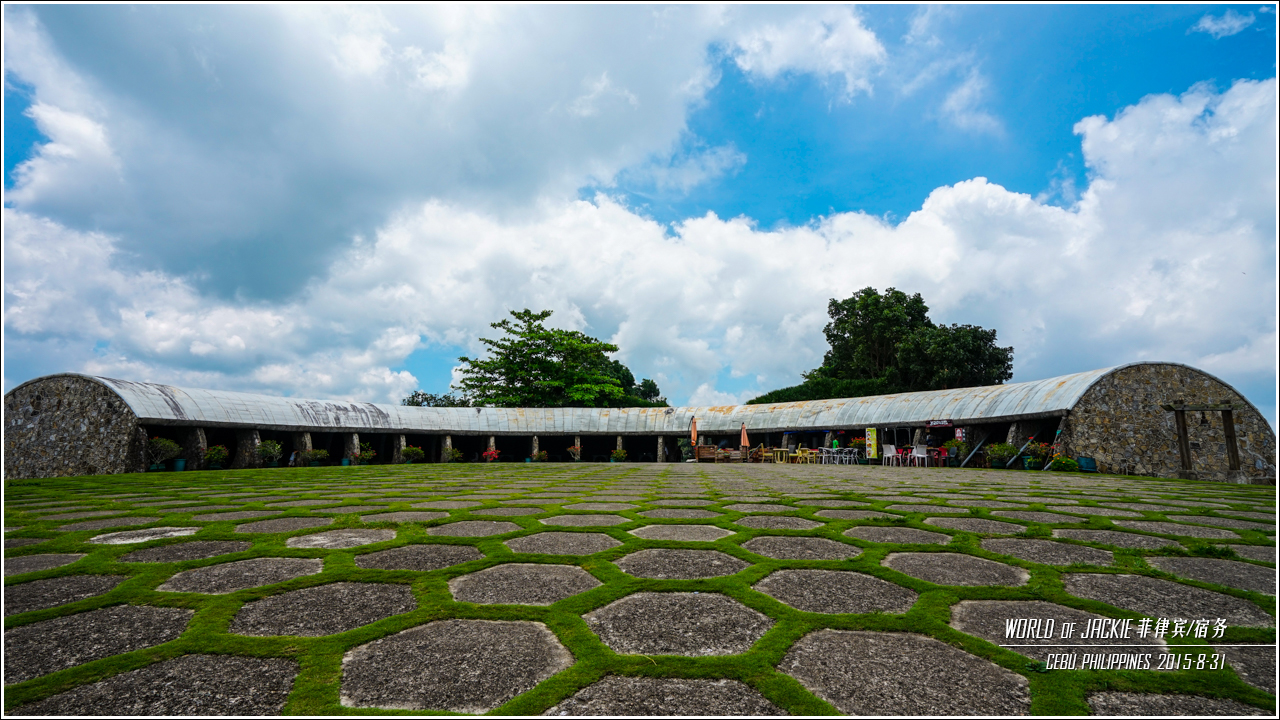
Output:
[{"xmin": 7, "ymin": 364, "xmax": 1177, "ymax": 435}]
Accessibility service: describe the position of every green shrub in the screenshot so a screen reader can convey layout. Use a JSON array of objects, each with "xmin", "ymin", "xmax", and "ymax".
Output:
[
  {"xmin": 610, "ymin": 448, "xmax": 628, "ymax": 462},
  {"xmin": 532, "ymin": 450, "xmax": 549, "ymax": 462},
  {"xmin": 942, "ymin": 438, "xmax": 969, "ymax": 458},
  {"xmin": 148, "ymin": 437, "xmax": 182, "ymax": 464},
  {"xmin": 1048, "ymin": 455, "xmax": 1080, "ymax": 472},
  {"xmin": 257, "ymin": 439, "xmax": 283, "ymax": 464},
  {"xmin": 985, "ymin": 442, "xmax": 1018, "ymax": 467},
  {"xmin": 444, "ymin": 448, "xmax": 464, "ymax": 463},
  {"xmin": 204, "ymin": 445, "xmax": 229, "ymax": 466},
  {"xmin": 301, "ymin": 449, "xmax": 329, "ymax": 464},
  {"xmin": 401, "ymin": 446, "xmax": 426, "ymax": 463},
  {"xmin": 358, "ymin": 441, "xmax": 377, "ymax": 463}
]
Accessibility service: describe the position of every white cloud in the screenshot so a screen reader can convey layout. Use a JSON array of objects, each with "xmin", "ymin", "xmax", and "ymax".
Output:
[
  {"xmin": 940, "ymin": 68, "xmax": 1002, "ymax": 134},
  {"xmin": 730, "ymin": 6, "xmax": 885, "ymax": 99},
  {"xmin": 1190, "ymin": 10, "xmax": 1255, "ymax": 38}
]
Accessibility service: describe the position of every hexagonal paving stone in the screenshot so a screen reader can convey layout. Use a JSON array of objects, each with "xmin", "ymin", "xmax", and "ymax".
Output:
[
  {"xmin": 629, "ymin": 525, "xmax": 735, "ymax": 542},
  {"xmin": 650, "ymin": 499, "xmax": 715, "ymax": 506},
  {"xmin": 541, "ymin": 514, "xmax": 631, "ymax": 526},
  {"xmin": 844, "ymin": 527, "xmax": 949, "ymax": 544},
  {"xmin": 427, "ymin": 520, "xmax": 521, "ymax": 537},
  {"xmin": 743, "ymin": 536, "xmax": 861, "ymax": 560},
  {"xmin": 1046, "ymin": 506, "xmax": 1141, "ymax": 517},
  {"xmin": 341, "ymin": 619, "xmax": 572, "ymax": 712},
  {"xmin": 923, "ymin": 517, "xmax": 1023, "ymax": 534},
  {"xmin": 411, "ymin": 500, "xmax": 482, "ymax": 509},
  {"xmin": 950, "ymin": 600, "xmax": 1166, "ymax": 662},
  {"xmin": 616, "ymin": 549, "xmax": 749, "ymax": 579},
  {"xmin": 361, "ymin": 511, "xmax": 448, "ymax": 523},
  {"xmin": 1063, "ymin": 574, "xmax": 1273, "ymax": 627},
  {"xmin": 799, "ymin": 499, "xmax": 868, "ymax": 507},
  {"xmin": 58, "ymin": 517, "xmax": 160, "ymax": 532},
  {"xmin": 886, "ymin": 504, "xmax": 968, "ymax": 514},
  {"xmin": 1085, "ymin": 692, "xmax": 1268, "ymax": 715},
  {"xmin": 564, "ymin": 503, "xmax": 638, "ymax": 511},
  {"xmin": 4, "ymin": 538, "xmax": 47, "ymax": 549},
  {"xmin": 230, "ymin": 582, "xmax": 416, "ymax": 636},
  {"xmin": 1170, "ymin": 515, "xmax": 1273, "ymax": 532},
  {"xmin": 193, "ymin": 510, "xmax": 280, "ymax": 521},
  {"xmin": 120, "ymin": 540, "xmax": 252, "ymax": 563},
  {"xmin": 734, "ymin": 516, "xmax": 822, "ymax": 530},
  {"xmin": 980, "ymin": 538, "xmax": 1113, "ymax": 566},
  {"xmin": 4, "ymin": 553, "xmax": 85, "ymax": 577},
  {"xmin": 1213, "ymin": 644, "xmax": 1276, "ymax": 694},
  {"xmin": 723, "ymin": 503, "xmax": 794, "ymax": 513},
  {"xmin": 8, "ymin": 654, "xmax": 298, "ymax": 716},
  {"xmin": 1052, "ymin": 529, "xmax": 1182, "ymax": 549},
  {"xmin": 356, "ymin": 543, "xmax": 483, "ymax": 571},
  {"xmin": 952, "ymin": 500, "xmax": 1025, "ymax": 508},
  {"xmin": 266, "ymin": 499, "xmax": 338, "ymax": 508},
  {"xmin": 585, "ymin": 592, "xmax": 773, "ymax": 656},
  {"xmin": 755, "ymin": 569, "xmax": 917, "ymax": 614},
  {"xmin": 779, "ymin": 630, "xmax": 1030, "ymax": 715},
  {"xmin": 158, "ymin": 557, "xmax": 323, "ymax": 594},
  {"xmin": 883, "ymin": 553, "xmax": 1028, "ymax": 586},
  {"xmin": 545, "ymin": 676, "xmax": 784, "ymax": 716},
  {"xmin": 38, "ymin": 510, "xmax": 130, "ymax": 521},
  {"xmin": 815, "ymin": 509, "xmax": 893, "ymax": 521},
  {"xmin": 286, "ymin": 529, "xmax": 396, "ymax": 549},
  {"xmin": 235, "ymin": 517, "xmax": 333, "ymax": 534},
  {"xmin": 449, "ymin": 563, "xmax": 601, "ymax": 605},
  {"xmin": 991, "ymin": 511, "xmax": 1086, "ymax": 523},
  {"xmin": 3, "ymin": 605, "xmax": 193, "ymax": 685},
  {"xmin": 89, "ymin": 526, "xmax": 200, "ymax": 545},
  {"xmin": 1111, "ymin": 521, "xmax": 1240, "ymax": 539},
  {"xmin": 3, "ymin": 575, "xmax": 126, "ymax": 617},
  {"xmin": 1145, "ymin": 557, "xmax": 1275, "ymax": 595},
  {"xmin": 1223, "ymin": 544, "xmax": 1276, "ymax": 563},
  {"xmin": 639, "ymin": 509, "xmax": 720, "ymax": 519},
  {"xmin": 504, "ymin": 532, "xmax": 622, "ymax": 555}
]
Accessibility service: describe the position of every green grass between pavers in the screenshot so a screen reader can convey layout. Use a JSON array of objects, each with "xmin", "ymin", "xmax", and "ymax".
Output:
[{"xmin": 1, "ymin": 464, "xmax": 1274, "ymax": 715}]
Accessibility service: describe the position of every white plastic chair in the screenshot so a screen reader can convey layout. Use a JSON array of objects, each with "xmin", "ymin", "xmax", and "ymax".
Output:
[
  {"xmin": 882, "ymin": 444, "xmax": 902, "ymax": 466},
  {"xmin": 910, "ymin": 445, "xmax": 929, "ymax": 467}
]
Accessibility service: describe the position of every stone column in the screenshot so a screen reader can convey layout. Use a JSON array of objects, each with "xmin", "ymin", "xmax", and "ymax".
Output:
[
  {"xmin": 182, "ymin": 427, "xmax": 207, "ymax": 470},
  {"xmin": 232, "ymin": 429, "xmax": 261, "ymax": 469},
  {"xmin": 823, "ymin": 431, "xmax": 834, "ymax": 449},
  {"xmin": 443, "ymin": 435, "xmax": 452, "ymax": 463},
  {"xmin": 488, "ymin": 436, "xmax": 496, "ymax": 450},
  {"xmin": 131, "ymin": 426, "xmax": 150, "ymax": 473},
  {"xmin": 531, "ymin": 436, "xmax": 540, "ymax": 457},
  {"xmin": 391, "ymin": 434, "xmax": 406, "ymax": 464},
  {"xmin": 657, "ymin": 435, "xmax": 666, "ymax": 463},
  {"xmin": 344, "ymin": 433, "xmax": 360, "ymax": 463},
  {"xmin": 291, "ymin": 432, "xmax": 312, "ymax": 466},
  {"xmin": 616, "ymin": 436, "xmax": 624, "ymax": 450}
]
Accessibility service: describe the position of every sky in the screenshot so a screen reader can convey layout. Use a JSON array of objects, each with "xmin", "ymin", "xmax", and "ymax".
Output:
[{"xmin": 3, "ymin": 4, "xmax": 1277, "ymax": 426}]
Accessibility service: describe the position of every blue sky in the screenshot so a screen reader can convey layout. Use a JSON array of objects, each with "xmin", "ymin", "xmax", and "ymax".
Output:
[{"xmin": 3, "ymin": 4, "xmax": 1276, "ymax": 426}]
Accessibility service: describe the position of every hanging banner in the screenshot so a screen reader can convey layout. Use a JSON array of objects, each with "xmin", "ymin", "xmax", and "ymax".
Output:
[
  {"xmin": 926, "ymin": 419, "xmax": 953, "ymax": 428},
  {"xmin": 865, "ymin": 428, "xmax": 878, "ymax": 459}
]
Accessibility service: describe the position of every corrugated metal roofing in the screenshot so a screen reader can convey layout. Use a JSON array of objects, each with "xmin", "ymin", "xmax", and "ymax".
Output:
[{"xmin": 28, "ymin": 364, "xmax": 1150, "ymax": 434}]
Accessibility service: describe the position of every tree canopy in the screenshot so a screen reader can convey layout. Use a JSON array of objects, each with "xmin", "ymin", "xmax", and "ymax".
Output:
[
  {"xmin": 749, "ymin": 287, "xmax": 1013, "ymax": 404},
  {"xmin": 403, "ymin": 309, "xmax": 665, "ymax": 408}
]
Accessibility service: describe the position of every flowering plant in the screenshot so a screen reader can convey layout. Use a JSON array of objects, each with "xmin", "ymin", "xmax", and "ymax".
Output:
[
  {"xmin": 1024, "ymin": 441, "xmax": 1052, "ymax": 462},
  {"xmin": 445, "ymin": 447, "xmax": 464, "ymax": 463},
  {"xmin": 566, "ymin": 445, "xmax": 582, "ymax": 461},
  {"xmin": 532, "ymin": 450, "xmax": 549, "ymax": 462},
  {"xmin": 482, "ymin": 448, "xmax": 501, "ymax": 463},
  {"xmin": 850, "ymin": 437, "xmax": 867, "ymax": 448},
  {"xmin": 402, "ymin": 446, "xmax": 425, "ymax": 463},
  {"xmin": 1047, "ymin": 453, "xmax": 1080, "ymax": 472},
  {"xmin": 257, "ymin": 440, "xmax": 283, "ymax": 464},
  {"xmin": 359, "ymin": 442, "xmax": 377, "ymax": 463},
  {"xmin": 204, "ymin": 445, "xmax": 229, "ymax": 466},
  {"xmin": 610, "ymin": 448, "xmax": 627, "ymax": 462}
]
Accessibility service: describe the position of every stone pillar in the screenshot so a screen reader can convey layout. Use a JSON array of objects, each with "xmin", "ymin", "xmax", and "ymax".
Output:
[
  {"xmin": 657, "ymin": 435, "xmax": 666, "ymax": 463},
  {"xmin": 823, "ymin": 431, "xmax": 834, "ymax": 449},
  {"xmin": 232, "ymin": 429, "xmax": 261, "ymax": 469},
  {"xmin": 182, "ymin": 427, "xmax": 207, "ymax": 470},
  {"xmin": 344, "ymin": 433, "xmax": 360, "ymax": 463},
  {"xmin": 911, "ymin": 428, "xmax": 923, "ymax": 446},
  {"xmin": 131, "ymin": 425, "xmax": 150, "ymax": 474},
  {"xmin": 531, "ymin": 436, "xmax": 539, "ymax": 457},
  {"xmin": 616, "ymin": 435, "xmax": 624, "ymax": 450},
  {"xmin": 291, "ymin": 432, "xmax": 312, "ymax": 465},
  {"xmin": 391, "ymin": 434, "xmax": 406, "ymax": 464},
  {"xmin": 443, "ymin": 435, "xmax": 452, "ymax": 463},
  {"xmin": 488, "ymin": 436, "xmax": 496, "ymax": 450}
]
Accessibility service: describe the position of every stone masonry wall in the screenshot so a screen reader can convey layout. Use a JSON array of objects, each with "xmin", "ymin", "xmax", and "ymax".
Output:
[
  {"xmin": 1060, "ymin": 364, "xmax": 1276, "ymax": 483},
  {"xmin": 3, "ymin": 376, "xmax": 147, "ymax": 479}
]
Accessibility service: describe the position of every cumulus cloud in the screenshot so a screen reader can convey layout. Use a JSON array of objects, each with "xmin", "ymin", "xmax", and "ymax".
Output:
[
  {"xmin": 729, "ymin": 6, "xmax": 885, "ymax": 99},
  {"xmin": 1190, "ymin": 10, "xmax": 1255, "ymax": 39}
]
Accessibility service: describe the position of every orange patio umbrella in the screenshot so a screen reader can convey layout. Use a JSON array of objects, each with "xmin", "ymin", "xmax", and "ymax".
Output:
[
  {"xmin": 690, "ymin": 417, "xmax": 698, "ymax": 446},
  {"xmin": 740, "ymin": 422, "xmax": 749, "ymax": 448}
]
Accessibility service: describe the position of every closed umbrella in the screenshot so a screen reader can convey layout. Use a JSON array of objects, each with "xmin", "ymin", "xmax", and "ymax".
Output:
[
  {"xmin": 740, "ymin": 422, "xmax": 749, "ymax": 449},
  {"xmin": 691, "ymin": 417, "xmax": 697, "ymax": 447}
]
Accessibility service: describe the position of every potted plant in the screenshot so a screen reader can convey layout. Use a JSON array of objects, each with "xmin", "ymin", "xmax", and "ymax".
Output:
[
  {"xmin": 566, "ymin": 445, "xmax": 582, "ymax": 462},
  {"xmin": 402, "ymin": 446, "xmax": 425, "ymax": 463},
  {"xmin": 443, "ymin": 447, "xmax": 464, "ymax": 463},
  {"xmin": 354, "ymin": 442, "xmax": 377, "ymax": 466},
  {"xmin": 531, "ymin": 450, "xmax": 548, "ymax": 462},
  {"xmin": 301, "ymin": 449, "xmax": 329, "ymax": 467},
  {"xmin": 984, "ymin": 442, "xmax": 1017, "ymax": 468},
  {"xmin": 147, "ymin": 437, "xmax": 182, "ymax": 471},
  {"xmin": 942, "ymin": 439, "xmax": 970, "ymax": 466},
  {"xmin": 482, "ymin": 448, "xmax": 501, "ymax": 463},
  {"xmin": 610, "ymin": 448, "xmax": 627, "ymax": 463},
  {"xmin": 257, "ymin": 439, "xmax": 283, "ymax": 468},
  {"xmin": 1023, "ymin": 440, "xmax": 1051, "ymax": 470},
  {"xmin": 204, "ymin": 444, "xmax": 229, "ymax": 470}
]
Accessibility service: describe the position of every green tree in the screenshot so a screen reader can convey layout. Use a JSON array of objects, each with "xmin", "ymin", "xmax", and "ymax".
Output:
[
  {"xmin": 895, "ymin": 323, "xmax": 1013, "ymax": 390},
  {"xmin": 811, "ymin": 287, "xmax": 932, "ymax": 382},
  {"xmin": 401, "ymin": 391, "xmax": 472, "ymax": 407},
  {"xmin": 454, "ymin": 309, "xmax": 630, "ymax": 407},
  {"xmin": 636, "ymin": 378, "xmax": 663, "ymax": 402}
]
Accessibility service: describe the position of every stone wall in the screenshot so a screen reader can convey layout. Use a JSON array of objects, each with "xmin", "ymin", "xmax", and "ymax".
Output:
[
  {"xmin": 3, "ymin": 376, "xmax": 146, "ymax": 479},
  {"xmin": 1060, "ymin": 364, "xmax": 1276, "ymax": 483}
]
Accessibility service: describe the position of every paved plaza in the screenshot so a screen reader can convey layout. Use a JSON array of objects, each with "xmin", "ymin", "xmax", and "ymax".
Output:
[{"xmin": 2, "ymin": 463, "xmax": 1275, "ymax": 715}]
